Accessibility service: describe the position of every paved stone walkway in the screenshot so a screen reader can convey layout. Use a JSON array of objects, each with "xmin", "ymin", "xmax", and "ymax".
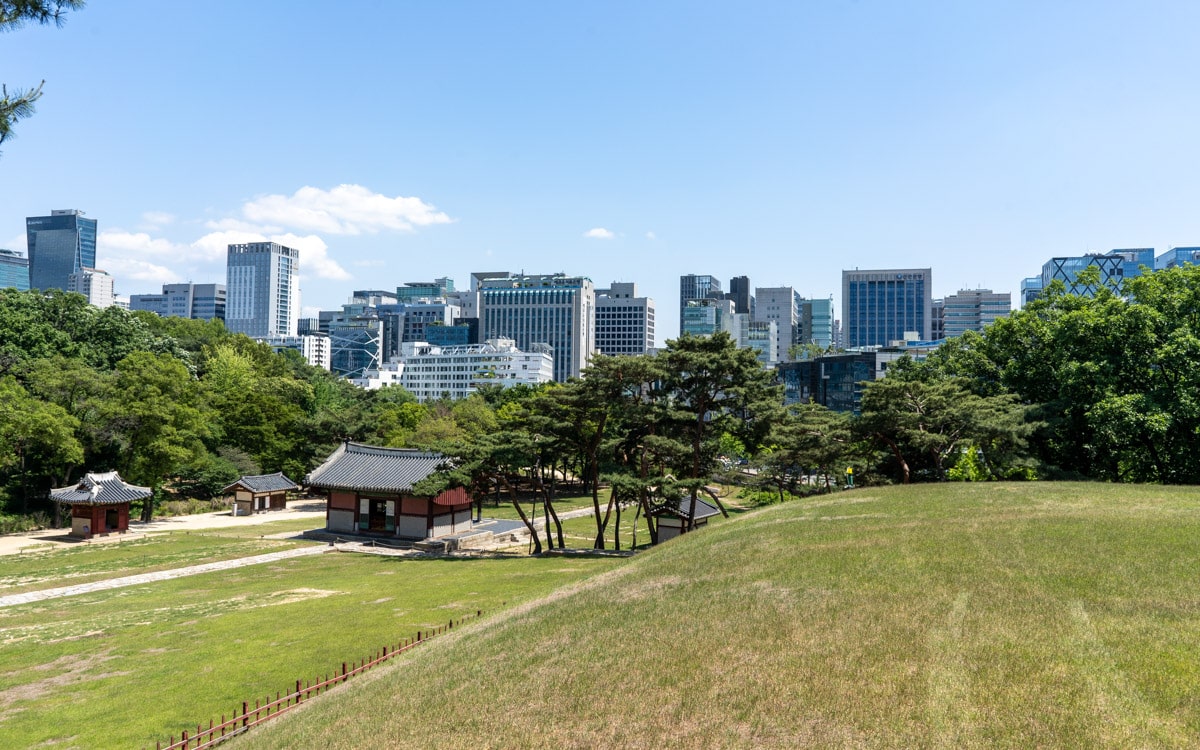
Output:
[{"xmin": 0, "ymin": 544, "xmax": 329, "ymax": 609}]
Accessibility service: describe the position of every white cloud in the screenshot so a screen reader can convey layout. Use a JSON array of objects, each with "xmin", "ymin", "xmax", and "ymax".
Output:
[
  {"xmin": 584, "ymin": 227, "xmax": 615, "ymax": 240},
  {"xmin": 99, "ymin": 230, "xmax": 184, "ymax": 258},
  {"xmin": 240, "ymin": 184, "xmax": 453, "ymax": 235},
  {"xmin": 352, "ymin": 259, "xmax": 387, "ymax": 268},
  {"xmin": 188, "ymin": 230, "xmax": 350, "ymax": 281},
  {"xmin": 204, "ymin": 217, "xmax": 282, "ymax": 234},
  {"xmin": 190, "ymin": 230, "xmax": 266, "ymax": 263},
  {"xmin": 645, "ymin": 231, "xmax": 657, "ymax": 240},
  {"xmin": 139, "ymin": 211, "xmax": 175, "ymax": 230},
  {"xmin": 101, "ymin": 257, "xmax": 182, "ymax": 285},
  {"xmin": 272, "ymin": 232, "xmax": 352, "ymax": 281}
]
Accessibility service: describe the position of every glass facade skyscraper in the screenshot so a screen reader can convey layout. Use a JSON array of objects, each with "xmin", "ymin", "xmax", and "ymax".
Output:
[
  {"xmin": 26, "ymin": 209, "xmax": 97, "ymax": 292},
  {"xmin": 1155, "ymin": 247, "xmax": 1200, "ymax": 270},
  {"xmin": 679, "ymin": 274, "xmax": 723, "ymax": 336},
  {"xmin": 841, "ymin": 268, "xmax": 932, "ymax": 348},
  {"xmin": 0, "ymin": 249, "xmax": 30, "ymax": 291},
  {"xmin": 225, "ymin": 242, "xmax": 299, "ymax": 339}
]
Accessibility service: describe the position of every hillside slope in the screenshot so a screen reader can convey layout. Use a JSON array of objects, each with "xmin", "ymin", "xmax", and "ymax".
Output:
[{"xmin": 243, "ymin": 483, "xmax": 1200, "ymax": 749}]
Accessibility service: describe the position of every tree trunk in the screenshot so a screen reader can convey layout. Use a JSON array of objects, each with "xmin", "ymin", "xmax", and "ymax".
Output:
[
  {"xmin": 876, "ymin": 433, "xmax": 911, "ymax": 484},
  {"xmin": 614, "ymin": 496, "xmax": 622, "ymax": 550},
  {"xmin": 596, "ymin": 485, "xmax": 617, "ymax": 549},
  {"xmin": 500, "ymin": 474, "xmax": 540, "ymax": 554}
]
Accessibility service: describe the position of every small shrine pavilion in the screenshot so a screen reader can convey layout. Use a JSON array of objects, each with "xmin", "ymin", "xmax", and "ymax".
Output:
[
  {"xmin": 224, "ymin": 473, "xmax": 299, "ymax": 516},
  {"xmin": 49, "ymin": 472, "xmax": 152, "ymax": 539},
  {"xmin": 650, "ymin": 495, "xmax": 722, "ymax": 543}
]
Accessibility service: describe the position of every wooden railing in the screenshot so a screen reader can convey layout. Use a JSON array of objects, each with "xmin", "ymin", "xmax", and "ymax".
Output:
[{"xmin": 152, "ymin": 610, "xmax": 482, "ymax": 750}]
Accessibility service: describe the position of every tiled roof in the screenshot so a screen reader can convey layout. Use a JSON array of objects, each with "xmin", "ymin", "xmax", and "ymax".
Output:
[
  {"xmin": 651, "ymin": 496, "xmax": 722, "ymax": 522},
  {"xmin": 306, "ymin": 442, "xmax": 450, "ymax": 494},
  {"xmin": 49, "ymin": 471, "xmax": 153, "ymax": 506},
  {"xmin": 222, "ymin": 472, "xmax": 299, "ymax": 494}
]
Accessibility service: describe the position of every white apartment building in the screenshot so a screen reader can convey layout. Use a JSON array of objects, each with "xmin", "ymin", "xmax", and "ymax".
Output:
[
  {"xmin": 67, "ymin": 267, "xmax": 115, "ymax": 308},
  {"xmin": 268, "ymin": 334, "xmax": 331, "ymax": 371},
  {"xmin": 352, "ymin": 338, "xmax": 553, "ymax": 401}
]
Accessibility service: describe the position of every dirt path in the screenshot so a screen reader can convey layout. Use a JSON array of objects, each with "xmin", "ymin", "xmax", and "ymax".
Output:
[
  {"xmin": 0, "ymin": 501, "xmax": 327, "ymax": 557},
  {"xmin": 0, "ymin": 545, "xmax": 330, "ymax": 609}
]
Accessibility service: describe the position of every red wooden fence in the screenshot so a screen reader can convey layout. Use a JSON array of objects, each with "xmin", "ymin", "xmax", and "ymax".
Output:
[{"xmin": 152, "ymin": 610, "xmax": 482, "ymax": 750}]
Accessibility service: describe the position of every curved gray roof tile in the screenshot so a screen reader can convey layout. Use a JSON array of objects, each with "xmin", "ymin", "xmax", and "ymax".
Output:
[
  {"xmin": 50, "ymin": 472, "xmax": 153, "ymax": 506},
  {"xmin": 222, "ymin": 472, "xmax": 300, "ymax": 494},
  {"xmin": 306, "ymin": 442, "xmax": 450, "ymax": 493}
]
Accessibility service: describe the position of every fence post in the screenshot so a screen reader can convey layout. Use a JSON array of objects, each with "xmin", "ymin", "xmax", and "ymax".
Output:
[
  {"xmin": 242, "ymin": 701, "xmax": 248, "ymax": 728},
  {"xmin": 181, "ymin": 730, "xmax": 188, "ymax": 747},
  {"xmin": 296, "ymin": 679, "xmax": 302, "ymax": 703}
]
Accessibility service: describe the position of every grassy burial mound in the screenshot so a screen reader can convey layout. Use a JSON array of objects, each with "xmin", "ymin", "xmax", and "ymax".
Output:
[{"xmin": 244, "ymin": 482, "xmax": 1200, "ymax": 749}]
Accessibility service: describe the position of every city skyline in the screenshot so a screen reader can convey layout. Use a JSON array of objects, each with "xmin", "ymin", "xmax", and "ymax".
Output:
[{"xmin": 4, "ymin": 3, "xmax": 1200, "ymax": 344}]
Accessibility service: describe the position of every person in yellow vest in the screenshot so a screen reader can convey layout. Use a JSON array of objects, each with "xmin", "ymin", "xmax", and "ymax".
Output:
[{"xmin": 845, "ymin": 467, "xmax": 854, "ymax": 488}]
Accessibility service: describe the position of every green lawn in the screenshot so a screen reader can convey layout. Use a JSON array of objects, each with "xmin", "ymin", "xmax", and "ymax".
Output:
[
  {"xmin": 241, "ymin": 482, "xmax": 1200, "ymax": 749},
  {"xmin": 0, "ymin": 522, "xmax": 316, "ymax": 595},
  {"xmin": 0, "ymin": 549, "xmax": 624, "ymax": 749}
]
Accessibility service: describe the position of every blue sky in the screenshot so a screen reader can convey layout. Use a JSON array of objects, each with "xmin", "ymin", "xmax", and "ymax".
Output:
[{"xmin": 3, "ymin": 1, "xmax": 1200, "ymax": 342}]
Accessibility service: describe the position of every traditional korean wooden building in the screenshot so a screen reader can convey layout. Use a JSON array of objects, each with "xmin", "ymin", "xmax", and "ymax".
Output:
[
  {"xmin": 651, "ymin": 495, "xmax": 722, "ymax": 543},
  {"xmin": 224, "ymin": 473, "xmax": 299, "ymax": 516},
  {"xmin": 49, "ymin": 471, "xmax": 152, "ymax": 539},
  {"xmin": 306, "ymin": 442, "xmax": 473, "ymax": 540}
]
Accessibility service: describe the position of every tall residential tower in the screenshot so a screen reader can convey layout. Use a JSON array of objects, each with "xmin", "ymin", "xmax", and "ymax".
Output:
[{"xmin": 225, "ymin": 242, "xmax": 300, "ymax": 339}]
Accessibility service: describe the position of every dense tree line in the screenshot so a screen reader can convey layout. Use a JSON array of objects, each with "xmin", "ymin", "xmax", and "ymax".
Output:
[
  {"xmin": 4, "ymin": 265, "xmax": 1199, "ymax": 536},
  {"xmin": 0, "ymin": 289, "xmax": 389, "ymax": 525}
]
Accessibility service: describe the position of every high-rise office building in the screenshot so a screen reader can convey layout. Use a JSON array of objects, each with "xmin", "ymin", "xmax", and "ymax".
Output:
[
  {"xmin": 801, "ymin": 296, "xmax": 835, "ymax": 349},
  {"xmin": 1038, "ymin": 249, "xmax": 1144, "ymax": 297},
  {"xmin": 475, "ymin": 272, "xmax": 595, "ymax": 383},
  {"xmin": 129, "ymin": 283, "xmax": 226, "ymax": 321},
  {"xmin": 225, "ymin": 242, "xmax": 299, "ymax": 339},
  {"xmin": 596, "ymin": 282, "xmax": 656, "ymax": 356},
  {"xmin": 679, "ymin": 274, "xmax": 724, "ymax": 336},
  {"xmin": 930, "ymin": 299, "xmax": 946, "ymax": 340},
  {"xmin": 1155, "ymin": 247, "xmax": 1200, "ymax": 270},
  {"xmin": 1019, "ymin": 277, "xmax": 1043, "ymax": 307},
  {"xmin": 0, "ymin": 249, "xmax": 30, "ymax": 291},
  {"xmin": 733, "ymin": 314, "xmax": 777, "ymax": 366},
  {"xmin": 26, "ymin": 209, "xmax": 97, "ymax": 292},
  {"xmin": 682, "ymin": 298, "xmax": 736, "ymax": 338},
  {"xmin": 396, "ymin": 277, "xmax": 455, "ymax": 302},
  {"xmin": 841, "ymin": 268, "xmax": 932, "ymax": 348},
  {"xmin": 727, "ymin": 276, "xmax": 752, "ymax": 315},
  {"xmin": 942, "ymin": 289, "xmax": 1011, "ymax": 338},
  {"xmin": 754, "ymin": 286, "xmax": 801, "ymax": 360}
]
